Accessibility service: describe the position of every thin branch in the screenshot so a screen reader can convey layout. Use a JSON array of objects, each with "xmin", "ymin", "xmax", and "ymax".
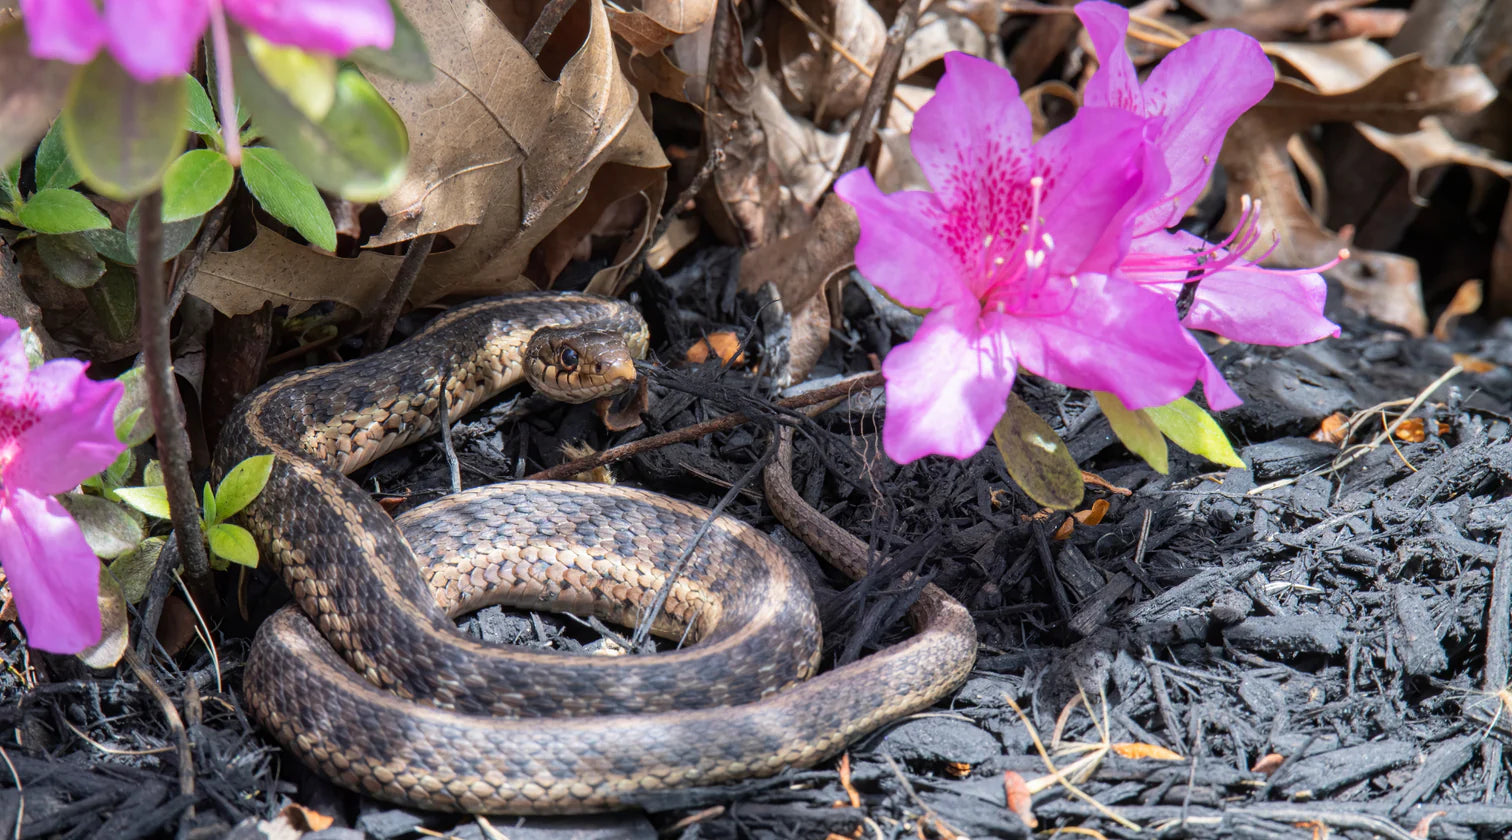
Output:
[
  {"xmin": 166, "ymin": 202, "xmax": 230, "ymax": 319},
  {"xmin": 362, "ymin": 233, "xmax": 435, "ymax": 355},
  {"xmin": 523, "ymin": 0, "xmax": 578, "ymax": 57},
  {"xmin": 122, "ymin": 649, "xmax": 193, "ymax": 809},
  {"xmin": 525, "ymin": 372, "xmax": 882, "ymax": 481},
  {"xmin": 136, "ymin": 191, "xmax": 212, "ymax": 589},
  {"xmin": 836, "ymin": 0, "xmax": 921, "ymax": 175}
]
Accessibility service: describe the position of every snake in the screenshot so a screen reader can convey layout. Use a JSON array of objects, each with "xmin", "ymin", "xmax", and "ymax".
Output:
[{"xmin": 221, "ymin": 291, "xmax": 978, "ymax": 814}]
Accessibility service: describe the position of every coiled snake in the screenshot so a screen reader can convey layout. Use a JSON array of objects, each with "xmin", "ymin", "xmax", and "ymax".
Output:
[{"xmin": 222, "ymin": 291, "xmax": 977, "ymax": 813}]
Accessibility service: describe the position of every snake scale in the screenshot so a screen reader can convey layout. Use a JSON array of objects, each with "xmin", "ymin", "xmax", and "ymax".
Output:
[{"xmin": 221, "ymin": 291, "xmax": 978, "ymax": 813}]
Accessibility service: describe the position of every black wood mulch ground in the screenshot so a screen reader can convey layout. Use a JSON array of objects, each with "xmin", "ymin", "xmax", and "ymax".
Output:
[{"xmin": 4, "ymin": 249, "xmax": 1512, "ymax": 840}]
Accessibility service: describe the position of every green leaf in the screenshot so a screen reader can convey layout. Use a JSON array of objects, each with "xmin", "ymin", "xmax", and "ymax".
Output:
[
  {"xmin": 234, "ymin": 38, "xmax": 408, "ymax": 202},
  {"xmin": 201, "ymin": 481, "xmax": 217, "ymax": 527},
  {"xmin": 126, "ymin": 203, "xmax": 203, "ymax": 260},
  {"xmin": 246, "ymin": 33, "xmax": 336, "ymax": 120},
  {"xmin": 79, "ymin": 569, "xmax": 129, "ymax": 668},
  {"xmin": 82, "ymin": 264, "xmax": 138, "ymax": 342},
  {"xmin": 35, "ymin": 119, "xmax": 81, "ymax": 191},
  {"xmin": 115, "ymin": 485, "xmax": 172, "ymax": 519},
  {"xmin": 992, "ymin": 393, "xmax": 1084, "ymax": 511},
  {"xmin": 0, "ymin": 18, "xmax": 77, "ymax": 175},
  {"xmin": 184, "ymin": 74, "xmax": 220, "ymax": 139},
  {"xmin": 1145, "ymin": 397, "xmax": 1245, "ymax": 469},
  {"xmin": 58, "ymin": 493, "xmax": 144, "ymax": 559},
  {"xmin": 240, "ymin": 147, "xmax": 336, "ymax": 251},
  {"xmin": 82, "ymin": 227, "xmax": 135, "ymax": 264},
  {"xmin": 17, "ymin": 189, "xmax": 110, "ymax": 234},
  {"xmin": 1095, "ymin": 391, "xmax": 1169, "ymax": 475},
  {"xmin": 207, "ymin": 522, "xmax": 259, "ymax": 567},
  {"xmin": 1, "ymin": 157, "xmax": 18, "ymax": 202},
  {"xmin": 108, "ymin": 536, "xmax": 165, "ymax": 603},
  {"xmin": 161, "ymin": 149, "xmax": 233, "ymax": 222},
  {"xmin": 35, "ymin": 233, "xmax": 107, "ymax": 287},
  {"xmin": 214, "ymin": 453, "xmax": 274, "ymax": 521},
  {"xmin": 62, "ymin": 53, "xmax": 187, "ymax": 199},
  {"xmin": 350, "ymin": 1, "xmax": 434, "ymax": 82},
  {"xmin": 100, "ymin": 446, "xmax": 136, "ymax": 492},
  {"xmin": 113, "ymin": 367, "xmax": 155, "ymax": 446}
]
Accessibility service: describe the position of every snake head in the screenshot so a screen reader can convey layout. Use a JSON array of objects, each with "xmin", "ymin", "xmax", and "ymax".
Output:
[{"xmin": 524, "ymin": 327, "xmax": 639, "ymax": 403}]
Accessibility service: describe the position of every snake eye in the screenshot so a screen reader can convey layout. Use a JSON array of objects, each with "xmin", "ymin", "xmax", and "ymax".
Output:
[{"xmin": 558, "ymin": 346, "xmax": 579, "ymax": 371}]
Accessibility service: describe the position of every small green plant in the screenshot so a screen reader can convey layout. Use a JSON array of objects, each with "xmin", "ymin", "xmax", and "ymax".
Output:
[{"xmin": 116, "ymin": 454, "xmax": 275, "ymax": 570}]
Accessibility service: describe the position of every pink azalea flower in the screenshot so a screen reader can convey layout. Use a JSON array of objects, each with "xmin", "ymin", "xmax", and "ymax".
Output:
[
  {"xmin": 836, "ymin": 51, "xmax": 1238, "ymax": 463},
  {"xmin": 18, "ymin": 0, "xmax": 395, "ymax": 82},
  {"xmin": 1076, "ymin": 0, "xmax": 1341, "ymax": 348},
  {"xmin": 0, "ymin": 318, "xmax": 124, "ymax": 653}
]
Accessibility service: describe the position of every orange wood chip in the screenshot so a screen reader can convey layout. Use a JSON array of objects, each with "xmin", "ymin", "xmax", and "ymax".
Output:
[
  {"xmin": 685, "ymin": 332, "xmax": 746, "ymax": 365},
  {"xmin": 1003, "ymin": 770, "xmax": 1036, "ymax": 828},
  {"xmin": 281, "ymin": 803, "xmax": 334, "ymax": 832},
  {"xmin": 1310, "ymin": 412, "xmax": 1348, "ymax": 444},
  {"xmin": 1251, "ymin": 752, "xmax": 1286, "ymax": 775},
  {"xmin": 1112, "ymin": 742, "xmax": 1184, "ymax": 761},
  {"xmin": 1452, "ymin": 353, "xmax": 1497, "ymax": 374}
]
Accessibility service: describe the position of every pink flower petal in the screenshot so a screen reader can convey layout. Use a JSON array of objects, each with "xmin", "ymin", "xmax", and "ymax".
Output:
[
  {"xmin": 226, "ymin": 0, "xmax": 395, "ymax": 54},
  {"xmin": 1076, "ymin": 2, "xmax": 1140, "ymax": 113},
  {"xmin": 18, "ymin": 0, "xmax": 108, "ymax": 63},
  {"xmin": 5, "ymin": 360, "xmax": 123, "ymax": 496},
  {"xmin": 996, "ymin": 273, "xmax": 1220, "ymax": 410},
  {"xmin": 1130, "ymin": 230, "xmax": 1340, "ymax": 346},
  {"xmin": 882, "ymin": 304, "xmax": 1016, "ymax": 463},
  {"xmin": 1132, "ymin": 29, "xmax": 1273, "ymax": 232},
  {"xmin": 1032, "ymin": 105, "xmax": 1162, "ymax": 276},
  {"xmin": 909, "ymin": 53, "xmax": 1037, "ymax": 245},
  {"xmin": 0, "ymin": 488, "xmax": 101, "ymax": 654},
  {"xmin": 104, "ymin": 0, "xmax": 210, "ymax": 81},
  {"xmin": 834, "ymin": 170, "xmax": 974, "ymax": 311}
]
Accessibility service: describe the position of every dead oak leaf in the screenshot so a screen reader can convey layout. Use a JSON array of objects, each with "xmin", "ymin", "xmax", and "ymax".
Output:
[
  {"xmin": 1217, "ymin": 54, "xmax": 1496, "ymax": 334},
  {"xmin": 197, "ymin": 0, "xmax": 666, "ymax": 315}
]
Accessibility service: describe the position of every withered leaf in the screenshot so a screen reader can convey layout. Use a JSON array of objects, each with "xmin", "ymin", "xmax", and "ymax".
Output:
[{"xmin": 196, "ymin": 0, "xmax": 667, "ymax": 315}]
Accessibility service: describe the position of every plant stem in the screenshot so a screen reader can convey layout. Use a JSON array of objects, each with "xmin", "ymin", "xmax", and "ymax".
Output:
[
  {"xmin": 362, "ymin": 233, "xmax": 435, "ymax": 355},
  {"xmin": 136, "ymin": 191, "xmax": 212, "ymax": 589}
]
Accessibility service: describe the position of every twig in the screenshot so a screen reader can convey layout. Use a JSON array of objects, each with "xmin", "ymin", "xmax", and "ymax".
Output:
[
  {"xmin": 122, "ymin": 648, "xmax": 194, "ymax": 815},
  {"xmin": 166, "ymin": 202, "xmax": 230, "ymax": 319},
  {"xmin": 136, "ymin": 191, "xmax": 212, "ymax": 589},
  {"xmin": 1485, "ymin": 526, "xmax": 1512, "ymax": 801},
  {"xmin": 836, "ymin": 0, "xmax": 921, "ymax": 175},
  {"xmin": 1003, "ymin": 695, "xmax": 1139, "ymax": 831},
  {"xmin": 0, "ymin": 745, "xmax": 20, "ymax": 840},
  {"xmin": 621, "ymin": 151, "xmax": 723, "ymax": 292},
  {"xmin": 361, "ymin": 233, "xmax": 435, "ymax": 355},
  {"xmin": 1249, "ymin": 364, "xmax": 1462, "ymax": 495},
  {"xmin": 523, "ymin": 0, "xmax": 577, "ymax": 57},
  {"xmin": 437, "ymin": 379, "xmax": 462, "ymax": 494},
  {"xmin": 525, "ymin": 372, "xmax": 882, "ymax": 481},
  {"xmin": 629, "ymin": 444, "xmax": 775, "ymax": 650}
]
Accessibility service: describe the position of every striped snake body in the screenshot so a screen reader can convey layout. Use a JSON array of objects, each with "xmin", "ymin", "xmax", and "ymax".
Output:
[{"xmin": 223, "ymin": 291, "xmax": 978, "ymax": 813}]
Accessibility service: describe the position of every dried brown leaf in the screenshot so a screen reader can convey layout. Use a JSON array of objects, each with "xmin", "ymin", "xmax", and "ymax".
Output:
[
  {"xmin": 608, "ymin": 0, "xmax": 717, "ymax": 56},
  {"xmin": 703, "ymin": 8, "xmax": 786, "ymax": 246},
  {"xmin": 197, "ymin": 0, "xmax": 667, "ymax": 315},
  {"xmin": 1215, "ymin": 53, "xmax": 1492, "ymax": 335},
  {"xmin": 1431, "ymin": 279, "xmax": 1483, "ymax": 341},
  {"xmin": 1266, "ymin": 37, "xmax": 1393, "ymax": 94},
  {"xmin": 751, "ymin": 68, "xmax": 845, "ymax": 210},
  {"xmin": 1356, "ymin": 118, "xmax": 1512, "ymax": 201},
  {"xmin": 776, "ymin": 0, "xmax": 885, "ymax": 120},
  {"xmin": 738, "ymin": 191, "xmax": 857, "ymax": 306}
]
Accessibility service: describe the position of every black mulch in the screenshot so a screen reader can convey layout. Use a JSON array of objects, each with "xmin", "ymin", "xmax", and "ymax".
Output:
[{"xmin": 5, "ymin": 249, "xmax": 1512, "ymax": 840}]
